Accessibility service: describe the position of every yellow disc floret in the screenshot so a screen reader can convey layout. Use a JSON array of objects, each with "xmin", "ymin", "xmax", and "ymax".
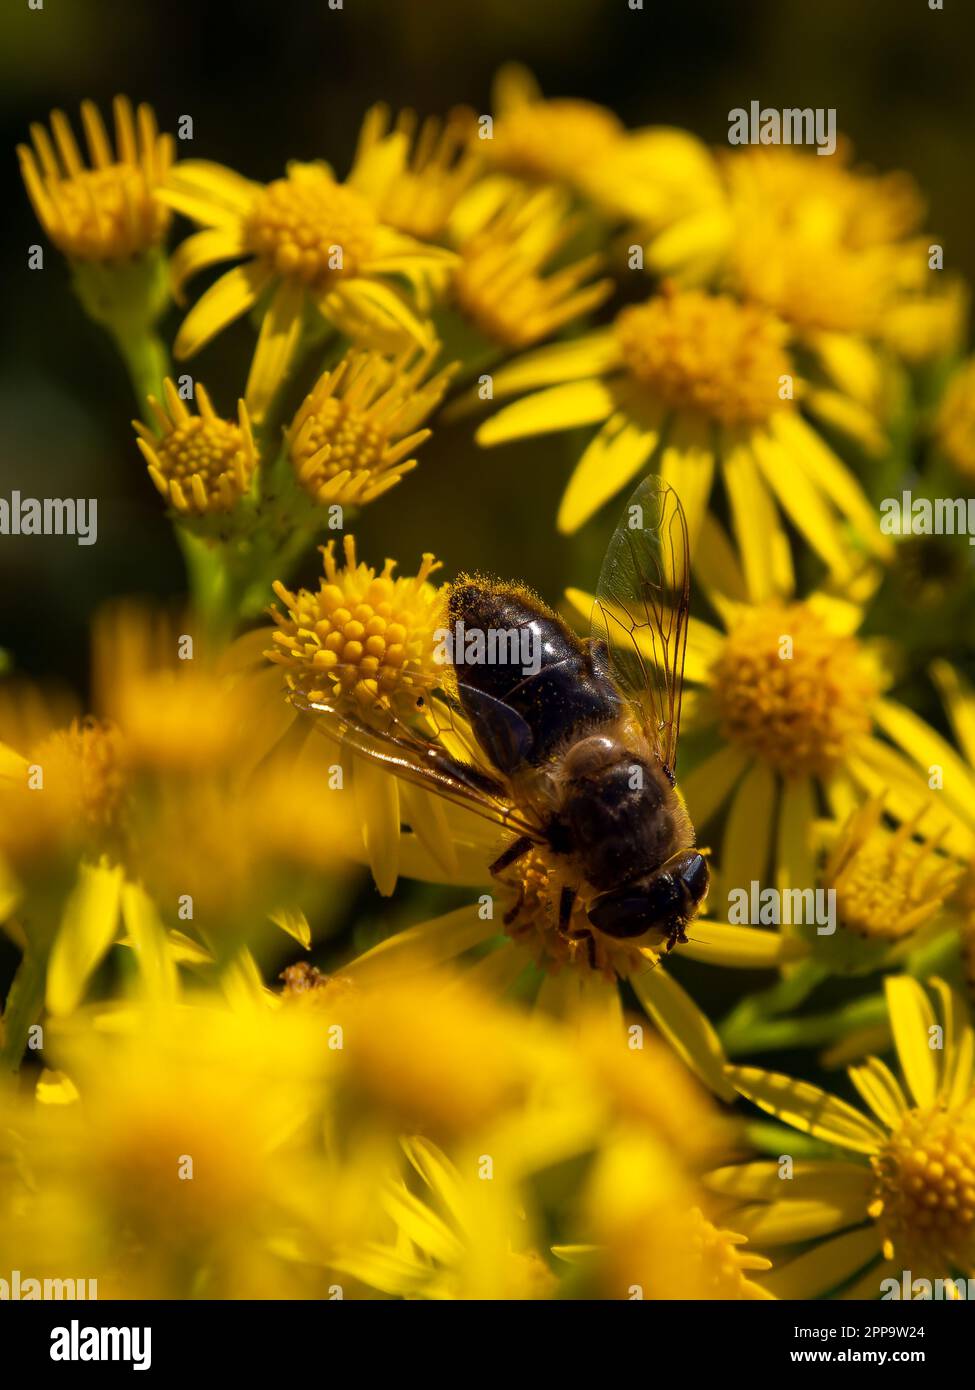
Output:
[
  {"xmin": 710, "ymin": 602, "xmax": 878, "ymax": 778},
  {"xmin": 133, "ymin": 378, "xmax": 257, "ymax": 514},
  {"xmin": 869, "ymin": 1102, "xmax": 975, "ymax": 1277},
  {"xmin": 615, "ymin": 289, "xmax": 792, "ymax": 428},
  {"xmin": 246, "ymin": 166, "xmax": 377, "ymax": 286},
  {"xmin": 268, "ymin": 536, "xmax": 443, "ymax": 707}
]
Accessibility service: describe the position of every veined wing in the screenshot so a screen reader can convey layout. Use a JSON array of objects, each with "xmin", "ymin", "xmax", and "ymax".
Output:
[
  {"xmin": 590, "ymin": 475, "xmax": 690, "ymax": 777},
  {"xmin": 290, "ymin": 683, "xmax": 544, "ymax": 842}
]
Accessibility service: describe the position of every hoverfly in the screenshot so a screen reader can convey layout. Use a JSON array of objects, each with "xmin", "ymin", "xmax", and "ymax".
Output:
[{"xmin": 291, "ymin": 476, "xmax": 707, "ymax": 970}]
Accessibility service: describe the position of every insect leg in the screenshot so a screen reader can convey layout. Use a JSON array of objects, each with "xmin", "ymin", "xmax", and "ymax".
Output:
[
  {"xmin": 503, "ymin": 884, "xmax": 525, "ymax": 926},
  {"xmin": 558, "ymin": 885, "xmax": 576, "ymax": 932},
  {"xmin": 490, "ymin": 835, "xmax": 534, "ymax": 876}
]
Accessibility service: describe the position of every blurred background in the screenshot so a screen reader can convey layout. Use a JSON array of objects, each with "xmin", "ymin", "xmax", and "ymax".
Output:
[{"xmin": 2, "ymin": 0, "xmax": 974, "ymax": 686}]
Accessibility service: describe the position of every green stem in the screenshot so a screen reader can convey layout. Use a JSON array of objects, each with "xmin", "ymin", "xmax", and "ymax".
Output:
[
  {"xmin": 112, "ymin": 325, "xmax": 169, "ymax": 407},
  {"xmin": 722, "ymin": 993, "xmax": 888, "ymax": 1057},
  {"xmin": 1, "ymin": 944, "xmax": 48, "ymax": 1072}
]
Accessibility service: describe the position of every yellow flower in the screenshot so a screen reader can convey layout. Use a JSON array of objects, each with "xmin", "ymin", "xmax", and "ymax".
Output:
[
  {"xmin": 285, "ymin": 344, "xmax": 456, "ymax": 507},
  {"xmin": 714, "ymin": 977, "xmax": 975, "ymax": 1297},
  {"xmin": 351, "ymin": 103, "xmax": 482, "ymax": 242},
  {"xmin": 636, "ymin": 139, "xmax": 957, "ymax": 377},
  {"xmin": 268, "ymin": 536, "xmax": 443, "ymax": 708},
  {"xmin": 476, "ymin": 285, "xmax": 887, "ymax": 585},
  {"xmin": 580, "ymin": 1132, "xmax": 774, "ymax": 1300},
  {"xmin": 483, "ymin": 63, "xmax": 625, "ymax": 198},
  {"xmin": 265, "ymin": 539, "xmax": 447, "ymax": 895},
  {"xmin": 337, "ymin": 1136, "xmax": 559, "ymax": 1300},
  {"xmin": 882, "ymin": 661, "xmax": 975, "ymax": 998},
  {"xmin": 823, "ymin": 796, "xmax": 962, "ymax": 956},
  {"xmin": 18, "ymin": 97, "xmax": 173, "ymax": 262},
  {"xmin": 0, "ymin": 684, "xmax": 128, "ymax": 889},
  {"xmin": 162, "ymin": 153, "xmax": 456, "ymax": 419},
  {"xmin": 133, "ymin": 377, "xmax": 257, "ymax": 515},
  {"xmin": 448, "ymin": 183, "xmax": 612, "ymax": 350},
  {"xmin": 935, "ymin": 357, "xmax": 975, "ymax": 479},
  {"xmin": 0, "ymin": 994, "xmax": 382, "ymax": 1298}
]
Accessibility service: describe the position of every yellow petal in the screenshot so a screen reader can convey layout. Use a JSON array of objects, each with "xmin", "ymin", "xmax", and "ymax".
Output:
[
  {"xmin": 720, "ymin": 758, "xmax": 776, "ymax": 899},
  {"xmin": 884, "ymin": 975, "xmax": 938, "ymax": 1109},
  {"xmin": 721, "ymin": 436, "xmax": 785, "ymax": 602},
  {"xmin": 680, "ymin": 921, "xmax": 808, "ymax": 968},
  {"xmin": 476, "ymin": 379, "xmax": 615, "ymax": 447},
  {"xmin": 353, "ymin": 754, "xmax": 401, "ymax": 897},
  {"xmin": 678, "ymin": 744, "xmax": 750, "ymax": 829},
  {"xmin": 759, "ymin": 1225, "xmax": 880, "ymax": 1299},
  {"xmin": 46, "ymin": 860, "xmax": 124, "ymax": 1016},
  {"xmin": 120, "ymin": 880, "xmax": 178, "ymax": 1003},
  {"xmin": 174, "ymin": 261, "xmax": 273, "ymax": 359},
  {"xmin": 728, "ymin": 1065, "xmax": 886, "ymax": 1154},
  {"xmin": 344, "ymin": 904, "xmax": 498, "ymax": 982},
  {"xmin": 629, "ymin": 964, "xmax": 735, "ymax": 1100},
  {"xmin": 245, "ymin": 277, "xmax": 306, "ymax": 422},
  {"xmin": 557, "ymin": 412, "xmax": 659, "ymax": 534},
  {"xmin": 170, "ymin": 226, "xmax": 247, "ymax": 300}
]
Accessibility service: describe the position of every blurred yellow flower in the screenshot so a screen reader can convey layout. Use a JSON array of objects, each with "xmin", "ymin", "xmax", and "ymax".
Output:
[
  {"xmin": 935, "ymin": 357, "xmax": 975, "ymax": 479},
  {"xmin": 483, "ymin": 63, "xmax": 624, "ymax": 199},
  {"xmin": 337, "ymin": 1136, "xmax": 558, "ymax": 1300},
  {"xmin": 448, "ymin": 183, "xmax": 612, "ymax": 350},
  {"xmin": 18, "ymin": 97, "xmax": 173, "ymax": 262},
  {"xmin": 0, "ymin": 995, "xmax": 380, "ymax": 1298},
  {"xmin": 351, "ymin": 103, "xmax": 482, "ymax": 242},
  {"xmin": 633, "ymin": 138, "xmax": 959, "ymax": 381}
]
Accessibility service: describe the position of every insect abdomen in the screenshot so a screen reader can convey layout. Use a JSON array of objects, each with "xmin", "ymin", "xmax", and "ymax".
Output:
[{"xmin": 448, "ymin": 582, "xmax": 620, "ymax": 768}]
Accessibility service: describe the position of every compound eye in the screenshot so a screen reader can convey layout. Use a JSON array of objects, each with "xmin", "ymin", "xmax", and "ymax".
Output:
[
  {"xmin": 679, "ymin": 852, "xmax": 710, "ymax": 904},
  {"xmin": 588, "ymin": 874, "xmax": 681, "ymax": 938}
]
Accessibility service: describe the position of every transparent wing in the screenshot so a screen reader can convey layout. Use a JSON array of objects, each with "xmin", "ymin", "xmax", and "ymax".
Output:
[
  {"xmin": 590, "ymin": 475, "xmax": 690, "ymax": 775},
  {"xmin": 289, "ymin": 681, "xmax": 544, "ymax": 842}
]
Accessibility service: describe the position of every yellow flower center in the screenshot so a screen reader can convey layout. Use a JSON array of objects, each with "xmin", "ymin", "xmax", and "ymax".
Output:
[
  {"xmin": 829, "ymin": 821, "xmax": 958, "ymax": 944},
  {"xmin": 710, "ymin": 603, "xmax": 877, "ymax": 778},
  {"xmin": 490, "ymin": 100, "xmax": 622, "ymax": 184},
  {"xmin": 247, "ymin": 170, "xmax": 377, "ymax": 286},
  {"xmin": 291, "ymin": 396, "xmax": 386, "ymax": 493},
  {"xmin": 615, "ymin": 290, "xmax": 791, "ymax": 427},
  {"xmin": 268, "ymin": 537, "xmax": 443, "ymax": 707},
  {"xmin": 153, "ymin": 416, "xmax": 254, "ymax": 512},
  {"xmin": 32, "ymin": 718, "xmax": 128, "ymax": 835},
  {"xmin": 686, "ymin": 1208, "xmax": 771, "ymax": 1300},
  {"xmin": 49, "ymin": 164, "xmax": 169, "ymax": 260},
  {"xmin": 503, "ymin": 847, "xmax": 663, "ymax": 978},
  {"xmin": 870, "ymin": 1102, "xmax": 975, "ymax": 1277},
  {"xmin": 936, "ymin": 360, "xmax": 975, "ymax": 480}
]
